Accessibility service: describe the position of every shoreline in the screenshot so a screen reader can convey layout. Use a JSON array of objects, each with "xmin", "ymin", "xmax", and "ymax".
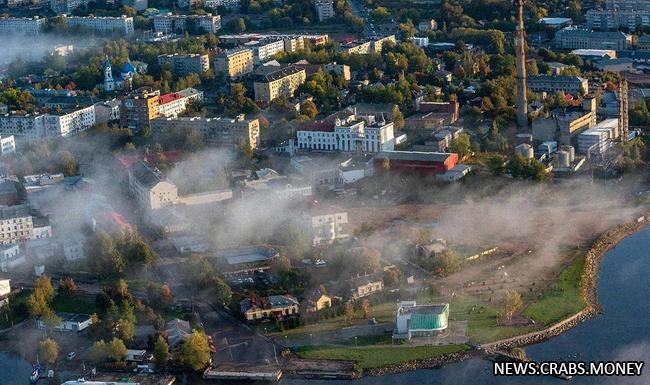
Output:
[{"xmin": 351, "ymin": 216, "xmax": 649, "ymax": 378}]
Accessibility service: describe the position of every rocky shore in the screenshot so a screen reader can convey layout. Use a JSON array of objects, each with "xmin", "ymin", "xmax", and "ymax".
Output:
[{"xmin": 365, "ymin": 351, "xmax": 473, "ymax": 377}]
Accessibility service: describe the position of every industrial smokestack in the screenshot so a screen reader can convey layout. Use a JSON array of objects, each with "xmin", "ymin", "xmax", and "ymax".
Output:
[{"xmin": 515, "ymin": 0, "xmax": 528, "ymax": 130}]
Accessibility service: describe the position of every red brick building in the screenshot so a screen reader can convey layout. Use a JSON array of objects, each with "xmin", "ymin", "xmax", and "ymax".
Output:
[{"xmin": 373, "ymin": 151, "xmax": 459, "ymax": 176}]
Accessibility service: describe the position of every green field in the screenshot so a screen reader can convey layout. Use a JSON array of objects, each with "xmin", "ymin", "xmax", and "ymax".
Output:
[
  {"xmin": 0, "ymin": 289, "xmax": 32, "ymax": 329},
  {"xmin": 53, "ymin": 294, "xmax": 98, "ymax": 314},
  {"xmin": 296, "ymin": 344, "xmax": 470, "ymax": 370},
  {"xmin": 523, "ymin": 253, "xmax": 588, "ymax": 325}
]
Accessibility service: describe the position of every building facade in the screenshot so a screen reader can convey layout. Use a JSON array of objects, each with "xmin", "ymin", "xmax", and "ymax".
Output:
[
  {"xmin": 553, "ymin": 28, "xmax": 632, "ymax": 50},
  {"xmin": 394, "ymin": 301, "xmax": 449, "ymax": 340},
  {"xmin": 240, "ymin": 295, "xmax": 300, "ymax": 321},
  {"xmin": 587, "ymin": 9, "xmax": 650, "ymax": 31},
  {"xmin": 253, "ymin": 65, "xmax": 306, "ymax": 102},
  {"xmin": 527, "ymin": 75, "xmax": 589, "ymax": 94},
  {"xmin": 297, "ymin": 114, "xmax": 395, "ymax": 153},
  {"xmin": 66, "ymin": 16, "xmax": 135, "ymax": 35},
  {"xmin": 373, "ymin": 151, "xmax": 459, "ymax": 176},
  {"xmin": 127, "ymin": 160, "xmax": 178, "ymax": 211},
  {"xmin": 153, "ymin": 14, "xmax": 221, "ymax": 34},
  {"xmin": 152, "ymin": 115, "xmax": 260, "ymax": 149},
  {"xmin": 157, "ymin": 88, "xmax": 203, "ymax": 118},
  {"xmin": 313, "ymin": 0, "xmax": 335, "ymax": 21},
  {"xmin": 309, "ymin": 212, "xmax": 349, "ymax": 245},
  {"xmin": 214, "ymin": 48, "xmax": 254, "ymax": 79},
  {"xmin": 158, "ymin": 54, "xmax": 210, "ymax": 76},
  {"xmin": 120, "ymin": 88, "xmax": 160, "ymax": 132},
  {"xmin": 248, "ymin": 38, "xmax": 286, "ymax": 65},
  {"xmin": 0, "ymin": 17, "xmax": 45, "ymax": 35}
]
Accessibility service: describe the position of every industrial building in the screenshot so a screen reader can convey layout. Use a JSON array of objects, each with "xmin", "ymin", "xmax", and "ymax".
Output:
[
  {"xmin": 372, "ymin": 151, "xmax": 459, "ymax": 177},
  {"xmin": 578, "ymin": 118, "xmax": 620, "ymax": 155},
  {"xmin": 553, "ymin": 28, "xmax": 632, "ymax": 50},
  {"xmin": 393, "ymin": 301, "xmax": 450, "ymax": 340},
  {"xmin": 527, "ymin": 75, "xmax": 588, "ymax": 95}
]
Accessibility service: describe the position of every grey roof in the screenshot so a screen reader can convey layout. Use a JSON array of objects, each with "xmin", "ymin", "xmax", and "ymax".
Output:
[
  {"xmin": 130, "ymin": 160, "xmax": 162, "ymax": 188},
  {"xmin": 528, "ymin": 75, "xmax": 585, "ymax": 83},
  {"xmin": 555, "ymin": 28, "xmax": 628, "ymax": 40},
  {"xmin": 257, "ymin": 65, "xmax": 304, "ymax": 82},
  {"xmin": 0, "ymin": 204, "xmax": 31, "ymax": 220},
  {"xmin": 0, "ymin": 181, "xmax": 17, "ymax": 195},
  {"xmin": 375, "ymin": 151, "xmax": 454, "ymax": 162}
]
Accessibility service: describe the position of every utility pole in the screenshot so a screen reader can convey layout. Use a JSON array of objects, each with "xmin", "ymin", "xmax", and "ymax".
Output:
[
  {"xmin": 619, "ymin": 78, "xmax": 629, "ymax": 143},
  {"xmin": 515, "ymin": 0, "xmax": 528, "ymax": 130}
]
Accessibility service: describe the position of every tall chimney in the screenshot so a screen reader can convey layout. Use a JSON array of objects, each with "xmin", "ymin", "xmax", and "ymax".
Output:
[{"xmin": 515, "ymin": 0, "xmax": 528, "ymax": 130}]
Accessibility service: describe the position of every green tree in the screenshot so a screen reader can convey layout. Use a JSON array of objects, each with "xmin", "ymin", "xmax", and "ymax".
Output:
[
  {"xmin": 391, "ymin": 105, "xmax": 404, "ymax": 130},
  {"xmin": 107, "ymin": 337, "xmax": 128, "ymax": 362},
  {"xmin": 450, "ymin": 133, "xmax": 471, "ymax": 158},
  {"xmin": 180, "ymin": 330, "xmax": 211, "ymax": 371},
  {"xmin": 58, "ymin": 277, "xmax": 77, "ymax": 297},
  {"xmin": 499, "ymin": 290, "xmax": 523, "ymax": 323},
  {"xmin": 89, "ymin": 340, "xmax": 108, "ymax": 363},
  {"xmin": 432, "ymin": 250, "xmax": 461, "ymax": 277},
  {"xmin": 300, "ymin": 100, "xmax": 318, "ymax": 119},
  {"xmin": 153, "ymin": 335, "xmax": 170, "ymax": 369},
  {"xmin": 38, "ymin": 338, "xmax": 59, "ymax": 364}
]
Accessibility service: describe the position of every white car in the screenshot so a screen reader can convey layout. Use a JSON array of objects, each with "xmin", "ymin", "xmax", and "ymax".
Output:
[{"xmin": 67, "ymin": 352, "xmax": 76, "ymax": 360}]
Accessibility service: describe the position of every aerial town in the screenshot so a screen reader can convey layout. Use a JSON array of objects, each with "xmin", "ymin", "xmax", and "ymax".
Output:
[{"xmin": 0, "ymin": 0, "xmax": 648, "ymax": 383}]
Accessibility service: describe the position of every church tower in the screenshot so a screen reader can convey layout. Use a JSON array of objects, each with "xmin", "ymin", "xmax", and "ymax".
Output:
[{"xmin": 103, "ymin": 55, "xmax": 115, "ymax": 92}]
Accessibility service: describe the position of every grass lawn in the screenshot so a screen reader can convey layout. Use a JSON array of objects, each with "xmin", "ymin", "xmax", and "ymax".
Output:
[
  {"xmin": 296, "ymin": 344, "xmax": 470, "ymax": 370},
  {"xmin": 523, "ymin": 253, "xmax": 587, "ymax": 325},
  {"xmin": 53, "ymin": 294, "xmax": 98, "ymax": 314},
  {"xmin": 0, "ymin": 289, "xmax": 32, "ymax": 329}
]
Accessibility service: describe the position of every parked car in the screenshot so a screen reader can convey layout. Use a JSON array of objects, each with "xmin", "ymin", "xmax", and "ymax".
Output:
[{"xmin": 67, "ymin": 352, "xmax": 76, "ymax": 360}]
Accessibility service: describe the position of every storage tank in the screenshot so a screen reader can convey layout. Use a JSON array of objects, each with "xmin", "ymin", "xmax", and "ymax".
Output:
[
  {"xmin": 515, "ymin": 143, "xmax": 534, "ymax": 159},
  {"xmin": 560, "ymin": 145, "xmax": 575, "ymax": 163},
  {"xmin": 554, "ymin": 150, "xmax": 570, "ymax": 168}
]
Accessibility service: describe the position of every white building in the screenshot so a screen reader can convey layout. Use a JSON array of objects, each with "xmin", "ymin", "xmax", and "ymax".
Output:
[
  {"xmin": 0, "ymin": 245, "xmax": 22, "ymax": 273},
  {"xmin": 308, "ymin": 211, "xmax": 349, "ymax": 245},
  {"xmin": 158, "ymin": 88, "xmax": 203, "ymax": 118},
  {"xmin": 204, "ymin": 0, "xmax": 240, "ymax": 10},
  {"xmin": 578, "ymin": 118, "xmax": 619, "ymax": 155},
  {"xmin": 50, "ymin": 0, "xmax": 87, "ymax": 15},
  {"xmin": 0, "ymin": 17, "xmax": 46, "ymax": 35},
  {"xmin": 297, "ymin": 112, "xmax": 395, "ymax": 153},
  {"xmin": 66, "ymin": 15, "xmax": 135, "ymax": 35},
  {"xmin": 0, "ymin": 279, "xmax": 10, "ymax": 307},
  {"xmin": 94, "ymin": 100, "xmax": 121, "ymax": 124},
  {"xmin": 153, "ymin": 14, "xmax": 221, "ymax": 34},
  {"xmin": 127, "ymin": 161, "xmax": 179, "ymax": 211},
  {"xmin": 247, "ymin": 38, "xmax": 286, "ymax": 65},
  {"xmin": 63, "ymin": 236, "xmax": 86, "ymax": 262},
  {"xmin": 0, "ymin": 135, "xmax": 16, "ymax": 155},
  {"xmin": 37, "ymin": 312, "xmax": 92, "ymax": 332},
  {"xmin": 410, "ymin": 37, "xmax": 430, "ymax": 48},
  {"xmin": 44, "ymin": 105, "xmax": 96, "ymax": 137}
]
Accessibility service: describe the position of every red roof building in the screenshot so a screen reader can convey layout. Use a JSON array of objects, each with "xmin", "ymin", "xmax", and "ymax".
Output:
[{"xmin": 373, "ymin": 151, "xmax": 458, "ymax": 176}]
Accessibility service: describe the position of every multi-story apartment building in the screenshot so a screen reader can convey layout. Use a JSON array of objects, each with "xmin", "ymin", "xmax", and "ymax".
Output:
[
  {"xmin": 297, "ymin": 112, "xmax": 395, "ymax": 153},
  {"xmin": 528, "ymin": 75, "xmax": 589, "ymax": 95},
  {"xmin": 313, "ymin": 0, "xmax": 335, "ymax": 21},
  {"xmin": 50, "ymin": 0, "xmax": 86, "ymax": 15},
  {"xmin": 0, "ymin": 205, "xmax": 34, "ymax": 245},
  {"xmin": 153, "ymin": 14, "xmax": 221, "ymax": 34},
  {"xmin": 204, "ymin": 0, "xmax": 240, "ymax": 10},
  {"xmin": 219, "ymin": 33, "xmax": 313, "ymax": 49},
  {"xmin": 120, "ymin": 88, "xmax": 161, "ymax": 132},
  {"xmin": 554, "ymin": 28, "xmax": 632, "ymax": 50},
  {"xmin": 0, "ymin": 106, "xmax": 95, "ymax": 139},
  {"xmin": 127, "ymin": 160, "xmax": 178, "ymax": 211},
  {"xmin": 66, "ymin": 15, "xmax": 135, "ymax": 35},
  {"xmin": 253, "ymin": 65, "xmax": 306, "ymax": 103},
  {"xmin": 323, "ymin": 62, "xmax": 351, "ymax": 80},
  {"xmin": 308, "ymin": 211, "xmax": 349, "ymax": 245},
  {"xmin": 0, "ymin": 17, "xmax": 46, "ymax": 35},
  {"xmin": 340, "ymin": 41, "xmax": 372, "ymax": 55},
  {"xmin": 152, "ymin": 114, "xmax": 260, "ymax": 149},
  {"xmin": 372, "ymin": 35, "xmax": 396, "ymax": 53},
  {"xmin": 158, "ymin": 54, "xmax": 210, "ymax": 76},
  {"xmin": 586, "ymin": 9, "xmax": 650, "ymax": 31},
  {"xmin": 214, "ymin": 47, "xmax": 254, "ymax": 79},
  {"xmin": 247, "ymin": 38, "xmax": 286, "ymax": 65},
  {"xmin": 157, "ymin": 88, "xmax": 203, "ymax": 118}
]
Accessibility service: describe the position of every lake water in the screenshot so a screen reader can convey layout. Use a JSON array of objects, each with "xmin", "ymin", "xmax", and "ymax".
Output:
[{"xmin": 2, "ymin": 227, "xmax": 649, "ymax": 385}]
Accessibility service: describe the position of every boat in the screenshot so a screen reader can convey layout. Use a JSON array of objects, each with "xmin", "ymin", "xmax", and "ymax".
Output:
[{"xmin": 29, "ymin": 364, "xmax": 40, "ymax": 384}]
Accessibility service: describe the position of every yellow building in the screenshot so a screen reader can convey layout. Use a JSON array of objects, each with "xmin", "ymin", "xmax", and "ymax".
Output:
[
  {"xmin": 253, "ymin": 65, "xmax": 306, "ymax": 103},
  {"xmin": 214, "ymin": 47, "xmax": 254, "ymax": 79},
  {"xmin": 120, "ymin": 87, "xmax": 160, "ymax": 132},
  {"xmin": 304, "ymin": 292, "xmax": 332, "ymax": 313}
]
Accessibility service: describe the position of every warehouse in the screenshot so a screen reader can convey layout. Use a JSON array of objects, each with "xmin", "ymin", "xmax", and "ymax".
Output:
[{"xmin": 373, "ymin": 151, "xmax": 458, "ymax": 176}]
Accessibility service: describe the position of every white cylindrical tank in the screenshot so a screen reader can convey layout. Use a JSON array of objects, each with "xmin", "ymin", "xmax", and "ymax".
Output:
[
  {"xmin": 515, "ymin": 143, "xmax": 534, "ymax": 159},
  {"xmin": 555, "ymin": 150, "xmax": 570, "ymax": 168},
  {"xmin": 560, "ymin": 145, "xmax": 575, "ymax": 163}
]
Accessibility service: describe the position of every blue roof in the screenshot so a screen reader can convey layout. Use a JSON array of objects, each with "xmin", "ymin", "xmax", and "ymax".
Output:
[{"xmin": 122, "ymin": 62, "xmax": 136, "ymax": 73}]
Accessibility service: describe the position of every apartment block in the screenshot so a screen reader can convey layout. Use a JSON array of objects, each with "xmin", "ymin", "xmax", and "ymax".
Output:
[
  {"xmin": 313, "ymin": 0, "xmax": 335, "ymax": 22},
  {"xmin": 152, "ymin": 114, "xmax": 260, "ymax": 149},
  {"xmin": 66, "ymin": 15, "xmax": 135, "ymax": 35},
  {"xmin": 153, "ymin": 14, "xmax": 221, "ymax": 34},
  {"xmin": 50, "ymin": 0, "xmax": 86, "ymax": 15},
  {"xmin": 0, "ymin": 17, "xmax": 46, "ymax": 35},
  {"xmin": 204, "ymin": 0, "xmax": 240, "ymax": 9},
  {"xmin": 253, "ymin": 65, "xmax": 306, "ymax": 102},
  {"xmin": 586, "ymin": 9, "xmax": 650, "ymax": 31},
  {"xmin": 158, "ymin": 54, "xmax": 210, "ymax": 76},
  {"xmin": 247, "ymin": 38, "xmax": 286, "ymax": 65},
  {"xmin": 214, "ymin": 47, "xmax": 254, "ymax": 79},
  {"xmin": 554, "ymin": 28, "xmax": 632, "ymax": 50},
  {"xmin": 157, "ymin": 88, "xmax": 203, "ymax": 118},
  {"xmin": 0, "ymin": 105, "xmax": 95, "ymax": 139},
  {"xmin": 120, "ymin": 88, "xmax": 161, "ymax": 132}
]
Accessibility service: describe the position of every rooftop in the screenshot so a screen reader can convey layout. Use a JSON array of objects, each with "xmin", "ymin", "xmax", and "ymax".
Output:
[{"xmin": 374, "ymin": 151, "xmax": 455, "ymax": 162}]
